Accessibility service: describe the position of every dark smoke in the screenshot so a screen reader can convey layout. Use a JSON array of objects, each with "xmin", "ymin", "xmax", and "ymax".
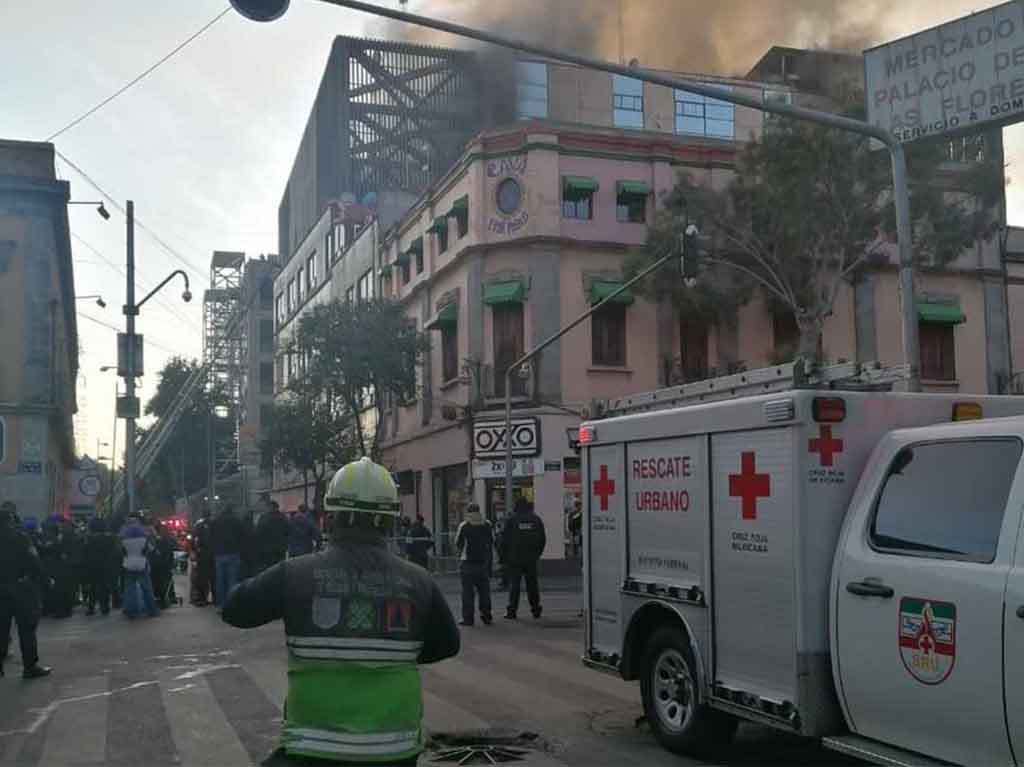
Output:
[{"xmin": 372, "ymin": 0, "xmax": 890, "ymax": 77}]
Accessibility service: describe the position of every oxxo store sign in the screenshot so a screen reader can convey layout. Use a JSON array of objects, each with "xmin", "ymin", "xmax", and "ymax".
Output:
[
  {"xmin": 472, "ymin": 417, "xmax": 541, "ymax": 479},
  {"xmin": 866, "ymin": 1, "xmax": 1024, "ymax": 143}
]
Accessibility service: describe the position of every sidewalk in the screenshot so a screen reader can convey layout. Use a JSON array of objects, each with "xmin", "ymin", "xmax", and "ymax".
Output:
[{"xmin": 433, "ymin": 573, "xmax": 582, "ymax": 594}]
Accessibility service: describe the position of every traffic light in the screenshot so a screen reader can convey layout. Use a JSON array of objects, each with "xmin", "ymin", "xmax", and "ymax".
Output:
[
  {"xmin": 679, "ymin": 224, "xmax": 700, "ymax": 283},
  {"xmin": 229, "ymin": 0, "xmax": 290, "ymax": 21}
]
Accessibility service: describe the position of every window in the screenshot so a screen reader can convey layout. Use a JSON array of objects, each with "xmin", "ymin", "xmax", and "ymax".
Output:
[
  {"xmin": 613, "ymin": 74, "xmax": 644, "ymax": 129},
  {"xmin": 616, "ymin": 181, "xmax": 648, "ymax": 223},
  {"xmin": 275, "ymin": 293, "xmax": 284, "ymax": 325},
  {"xmin": 773, "ymin": 311, "xmax": 799, "ymax": 361},
  {"xmin": 296, "ymin": 267, "xmax": 304, "ymax": 302},
  {"xmin": 307, "ymin": 253, "xmax": 317, "ymax": 291},
  {"xmin": 870, "ymin": 439, "xmax": 1022, "ymax": 562},
  {"xmin": 562, "ymin": 177, "xmax": 597, "ymax": 220},
  {"xmin": 400, "ymin": 260, "xmax": 411, "ymax": 285},
  {"xmin": 345, "ymin": 286, "xmax": 355, "ymax": 304},
  {"xmin": 496, "ymin": 178, "xmax": 523, "ymax": 215},
  {"xmin": 920, "ymin": 322, "xmax": 956, "ymax": 381},
  {"xmin": 592, "ymin": 303, "xmax": 627, "ymax": 366},
  {"xmin": 493, "ymin": 303, "xmax": 525, "ymax": 397},
  {"xmin": 516, "ymin": 60, "xmax": 548, "ymax": 119},
  {"xmin": 275, "ymin": 355, "xmax": 284, "ymax": 391},
  {"xmin": 680, "ymin": 319, "xmax": 709, "ymax": 382},
  {"xmin": 357, "ymin": 269, "xmax": 373, "ymax": 302},
  {"xmin": 437, "ymin": 225, "xmax": 449, "ymax": 254},
  {"xmin": 259, "ymin": 362, "xmax": 274, "ymax": 395},
  {"xmin": 259, "ymin": 319, "xmax": 274, "ymax": 354},
  {"xmin": 286, "ymin": 279, "xmax": 295, "ymax": 313},
  {"xmin": 945, "ymin": 135, "xmax": 986, "ymax": 163},
  {"xmin": 259, "ymin": 404, "xmax": 273, "ymax": 428},
  {"xmin": 442, "ymin": 325, "xmax": 459, "ymax": 382},
  {"xmin": 259, "ymin": 280, "xmax": 273, "ymax": 310},
  {"xmin": 415, "ymin": 250, "xmax": 424, "ymax": 274},
  {"xmin": 675, "ymin": 85, "xmax": 735, "ymax": 138}
]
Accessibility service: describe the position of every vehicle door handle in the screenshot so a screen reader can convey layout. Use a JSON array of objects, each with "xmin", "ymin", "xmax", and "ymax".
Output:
[{"xmin": 846, "ymin": 580, "xmax": 894, "ymax": 598}]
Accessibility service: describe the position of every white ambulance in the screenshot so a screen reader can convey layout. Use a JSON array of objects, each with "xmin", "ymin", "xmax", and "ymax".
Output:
[{"xmin": 581, "ymin": 361, "xmax": 1024, "ymax": 766}]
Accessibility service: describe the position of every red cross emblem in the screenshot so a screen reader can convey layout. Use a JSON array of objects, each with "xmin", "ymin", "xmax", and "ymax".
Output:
[
  {"xmin": 728, "ymin": 452, "xmax": 771, "ymax": 520},
  {"xmin": 593, "ymin": 465, "xmax": 616, "ymax": 511},
  {"xmin": 809, "ymin": 425, "xmax": 844, "ymax": 467}
]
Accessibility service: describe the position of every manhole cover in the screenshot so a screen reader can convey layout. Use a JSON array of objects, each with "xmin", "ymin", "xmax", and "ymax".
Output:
[{"xmin": 428, "ymin": 732, "xmax": 541, "ymax": 765}]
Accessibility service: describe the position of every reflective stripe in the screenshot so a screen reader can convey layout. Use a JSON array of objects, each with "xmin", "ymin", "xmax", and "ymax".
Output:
[
  {"xmin": 287, "ymin": 727, "xmax": 418, "ymax": 745},
  {"xmin": 288, "ymin": 636, "xmax": 423, "ymax": 651},
  {"xmin": 289, "ymin": 647, "xmax": 420, "ymax": 662},
  {"xmin": 284, "ymin": 726, "xmax": 420, "ymax": 758},
  {"xmin": 288, "ymin": 738, "xmax": 420, "ymax": 757}
]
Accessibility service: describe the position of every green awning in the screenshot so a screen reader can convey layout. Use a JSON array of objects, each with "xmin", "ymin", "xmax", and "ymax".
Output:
[
  {"xmin": 450, "ymin": 195, "xmax": 469, "ymax": 214},
  {"xmin": 918, "ymin": 302, "xmax": 965, "ymax": 324},
  {"xmin": 483, "ymin": 279, "xmax": 526, "ymax": 305},
  {"xmin": 563, "ymin": 176, "xmax": 599, "ymax": 196},
  {"xmin": 590, "ymin": 280, "xmax": 634, "ymax": 305},
  {"xmin": 425, "ymin": 302, "xmax": 458, "ymax": 330},
  {"xmin": 617, "ymin": 180, "xmax": 650, "ymax": 196},
  {"xmin": 379, "ymin": 263, "xmax": 393, "ymax": 277},
  {"xmin": 407, "ymin": 237, "xmax": 424, "ymax": 255},
  {"xmin": 395, "ymin": 252, "xmax": 410, "ymax": 266},
  {"xmin": 426, "ymin": 216, "xmax": 448, "ymax": 234}
]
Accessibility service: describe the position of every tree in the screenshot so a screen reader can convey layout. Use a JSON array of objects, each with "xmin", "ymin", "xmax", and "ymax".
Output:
[
  {"xmin": 259, "ymin": 378, "xmax": 357, "ymax": 511},
  {"xmin": 292, "ymin": 298, "xmax": 430, "ymax": 459},
  {"xmin": 635, "ymin": 113, "xmax": 1003, "ymax": 364}
]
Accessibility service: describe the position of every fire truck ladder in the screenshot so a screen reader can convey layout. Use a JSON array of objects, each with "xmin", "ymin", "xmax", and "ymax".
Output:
[
  {"xmin": 596, "ymin": 360, "xmax": 910, "ymax": 418},
  {"xmin": 109, "ymin": 363, "xmax": 208, "ymax": 513}
]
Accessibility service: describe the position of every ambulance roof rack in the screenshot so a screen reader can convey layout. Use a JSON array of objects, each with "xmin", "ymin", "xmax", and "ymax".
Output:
[{"xmin": 595, "ymin": 360, "xmax": 911, "ymax": 418}]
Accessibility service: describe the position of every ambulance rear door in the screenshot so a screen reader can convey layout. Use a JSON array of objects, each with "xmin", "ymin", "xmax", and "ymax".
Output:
[{"xmin": 585, "ymin": 441, "xmax": 627, "ymax": 660}]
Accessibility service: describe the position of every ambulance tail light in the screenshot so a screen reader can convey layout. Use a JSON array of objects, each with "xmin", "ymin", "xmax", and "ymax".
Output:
[
  {"xmin": 812, "ymin": 397, "xmax": 846, "ymax": 423},
  {"xmin": 579, "ymin": 424, "xmax": 596, "ymax": 445},
  {"xmin": 953, "ymin": 402, "xmax": 983, "ymax": 421}
]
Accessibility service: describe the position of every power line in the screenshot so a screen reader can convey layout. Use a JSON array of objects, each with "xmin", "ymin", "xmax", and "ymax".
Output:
[
  {"xmin": 70, "ymin": 232, "xmax": 201, "ymax": 332},
  {"xmin": 56, "ymin": 150, "xmax": 209, "ymax": 283},
  {"xmin": 44, "ymin": 7, "xmax": 231, "ymax": 143},
  {"xmin": 77, "ymin": 311, "xmax": 192, "ymax": 358}
]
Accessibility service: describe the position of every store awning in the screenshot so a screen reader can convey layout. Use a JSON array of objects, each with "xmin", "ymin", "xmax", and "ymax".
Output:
[
  {"xmin": 483, "ymin": 279, "xmax": 526, "ymax": 305},
  {"xmin": 450, "ymin": 195, "xmax": 469, "ymax": 215},
  {"xmin": 918, "ymin": 302, "xmax": 965, "ymax": 324},
  {"xmin": 617, "ymin": 180, "xmax": 650, "ymax": 197},
  {"xmin": 407, "ymin": 237, "xmax": 424, "ymax": 255},
  {"xmin": 589, "ymin": 280, "xmax": 634, "ymax": 305},
  {"xmin": 379, "ymin": 263, "xmax": 393, "ymax": 277},
  {"xmin": 426, "ymin": 216, "xmax": 448, "ymax": 235},
  {"xmin": 425, "ymin": 302, "xmax": 458, "ymax": 330},
  {"xmin": 563, "ymin": 176, "xmax": 599, "ymax": 196},
  {"xmin": 395, "ymin": 252, "xmax": 410, "ymax": 266}
]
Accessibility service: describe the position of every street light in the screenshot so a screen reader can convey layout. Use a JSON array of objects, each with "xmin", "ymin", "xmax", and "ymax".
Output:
[
  {"xmin": 68, "ymin": 200, "xmax": 110, "ymax": 220},
  {"xmin": 77, "ymin": 294, "xmax": 107, "ymax": 308}
]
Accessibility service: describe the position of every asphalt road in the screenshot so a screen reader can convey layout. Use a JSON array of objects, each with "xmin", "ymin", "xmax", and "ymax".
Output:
[{"xmin": 0, "ymin": 574, "xmax": 855, "ymax": 766}]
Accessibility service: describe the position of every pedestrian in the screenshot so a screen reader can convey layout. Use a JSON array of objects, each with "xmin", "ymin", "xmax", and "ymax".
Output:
[
  {"xmin": 406, "ymin": 514, "xmax": 434, "ymax": 570},
  {"xmin": 239, "ymin": 509, "xmax": 259, "ymax": 578},
  {"xmin": 0, "ymin": 502, "xmax": 51, "ymax": 679},
  {"xmin": 209, "ymin": 504, "xmax": 244, "ymax": 607},
  {"xmin": 287, "ymin": 503, "xmax": 321, "ymax": 558},
  {"xmin": 190, "ymin": 508, "xmax": 214, "ymax": 606},
  {"xmin": 222, "ymin": 457, "xmax": 460, "ymax": 764},
  {"xmin": 502, "ymin": 497, "xmax": 546, "ymax": 620},
  {"xmin": 148, "ymin": 521, "xmax": 177, "ymax": 609},
  {"xmin": 256, "ymin": 500, "xmax": 289, "ymax": 571},
  {"xmin": 455, "ymin": 503, "xmax": 493, "ymax": 627},
  {"xmin": 83, "ymin": 517, "xmax": 119, "ymax": 616},
  {"xmin": 120, "ymin": 513, "xmax": 159, "ymax": 618},
  {"xmin": 569, "ymin": 499, "xmax": 583, "ymax": 559}
]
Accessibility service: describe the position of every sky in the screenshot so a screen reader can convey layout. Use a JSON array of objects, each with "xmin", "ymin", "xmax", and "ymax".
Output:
[{"xmin": 2, "ymin": 0, "xmax": 1022, "ymax": 472}]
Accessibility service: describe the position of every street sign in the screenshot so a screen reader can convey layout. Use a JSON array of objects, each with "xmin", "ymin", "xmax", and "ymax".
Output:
[
  {"xmin": 116, "ymin": 395, "xmax": 140, "ymax": 419},
  {"xmin": 117, "ymin": 333, "xmax": 145, "ymax": 377},
  {"xmin": 78, "ymin": 475, "xmax": 101, "ymax": 497},
  {"xmin": 472, "ymin": 417, "xmax": 540, "ymax": 458},
  {"xmin": 865, "ymin": 1, "xmax": 1024, "ymax": 143},
  {"xmin": 472, "ymin": 457, "xmax": 544, "ymax": 479}
]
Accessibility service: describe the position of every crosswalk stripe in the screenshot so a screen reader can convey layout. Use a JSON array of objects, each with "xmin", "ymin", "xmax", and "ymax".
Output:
[
  {"xmin": 105, "ymin": 671, "xmax": 177, "ymax": 766},
  {"xmin": 204, "ymin": 665, "xmax": 282, "ymax": 764},
  {"xmin": 38, "ymin": 675, "xmax": 109, "ymax": 766},
  {"xmin": 422, "ymin": 690, "xmax": 489, "ymax": 733},
  {"xmin": 161, "ymin": 674, "xmax": 252, "ymax": 767}
]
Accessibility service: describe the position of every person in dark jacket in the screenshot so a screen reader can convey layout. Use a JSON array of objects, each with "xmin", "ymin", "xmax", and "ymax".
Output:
[
  {"xmin": 209, "ymin": 505, "xmax": 245, "ymax": 607},
  {"xmin": 455, "ymin": 504, "xmax": 493, "ymax": 626},
  {"xmin": 148, "ymin": 521, "xmax": 177, "ymax": 608},
  {"xmin": 406, "ymin": 515, "xmax": 434, "ymax": 570},
  {"xmin": 0, "ymin": 502, "xmax": 51, "ymax": 679},
  {"xmin": 502, "ymin": 498, "xmax": 546, "ymax": 620},
  {"xmin": 190, "ymin": 509, "xmax": 214, "ymax": 606},
  {"xmin": 222, "ymin": 457, "xmax": 460, "ymax": 764},
  {"xmin": 83, "ymin": 518, "xmax": 120, "ymax": 615},
  {"xmin": 256, "ymin": 501, "xmax": 289, "ymax": 571},
  {"xmin": 287, "ymin": 504, "xmax": 321, "ymax": 558}
]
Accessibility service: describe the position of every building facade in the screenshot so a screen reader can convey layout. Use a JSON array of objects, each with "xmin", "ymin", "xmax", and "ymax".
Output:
[{"xmin": 0, "ymin": 139, "xmax": 78, "ymax": 519}]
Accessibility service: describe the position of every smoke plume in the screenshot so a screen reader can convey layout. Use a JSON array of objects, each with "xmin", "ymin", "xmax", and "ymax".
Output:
[{"xmin": 372, "ymin": 0, "xmax": 890, "ymax": 77}]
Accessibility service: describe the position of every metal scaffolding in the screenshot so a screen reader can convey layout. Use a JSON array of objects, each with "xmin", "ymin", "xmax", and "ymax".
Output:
[{"xmin": 202, "ymin": 251, "xmax": 245, "ymax": 491}]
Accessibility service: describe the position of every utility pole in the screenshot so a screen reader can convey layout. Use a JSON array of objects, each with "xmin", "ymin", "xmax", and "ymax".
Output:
[{"xmin": 125, "ymin": 200, "xmax": 137, "ymax": 518}]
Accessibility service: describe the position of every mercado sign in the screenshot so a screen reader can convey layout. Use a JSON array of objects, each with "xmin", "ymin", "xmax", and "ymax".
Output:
[{"xmin": 865, "ymin": 1, "xmax": 1024, "ymax": 143}]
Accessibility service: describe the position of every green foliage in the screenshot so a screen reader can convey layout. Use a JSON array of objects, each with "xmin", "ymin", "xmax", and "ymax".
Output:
[
  {"xmin": 291, "ymin": 298, "xmax": 429, "ymax": 457},
  {"xmin": 636, "ymin": 115, "xmax": 1003, "ymax": 362}
]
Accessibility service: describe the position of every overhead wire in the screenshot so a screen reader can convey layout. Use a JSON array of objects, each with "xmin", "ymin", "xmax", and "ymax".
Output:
[
  {"xmin": 77, "ymin": 311, "xmax": 190, "ymax": 358},
  {"xmin": 43, "ymin": 7, "xmax": 231, "ymax": 143}
]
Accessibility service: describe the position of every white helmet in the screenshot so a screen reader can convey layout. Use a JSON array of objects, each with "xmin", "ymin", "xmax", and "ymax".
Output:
[{"xmin": 324, "ymin": 457, "xmax": 400, "ymax": 518}]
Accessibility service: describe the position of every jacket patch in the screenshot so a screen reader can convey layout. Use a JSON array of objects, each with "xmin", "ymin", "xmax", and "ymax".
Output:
[
  {"xmin": 384, "ymin": 599, "xmax": 412, "ymax": 633},
  {"xmin": 311, "ymin": 596, "xmax": 341, "ymax": 630},
  {"xmin": 345, "ymin": 598, "xmax": 377, "ymax": 631}
]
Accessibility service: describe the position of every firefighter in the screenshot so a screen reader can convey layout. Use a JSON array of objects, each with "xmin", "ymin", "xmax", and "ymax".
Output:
[
  {"xmin": 502, "ymin": 497, "xmax": 546, "ymax": 620},
  {"xmin": 222, "ymin": 457, "xmax": 460, "ymax": 764}
]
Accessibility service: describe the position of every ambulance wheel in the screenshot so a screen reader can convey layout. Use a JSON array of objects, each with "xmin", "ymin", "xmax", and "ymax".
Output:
[{"xmin": 640, "ymin": 626, "xmax": 736, "ymax": 756}]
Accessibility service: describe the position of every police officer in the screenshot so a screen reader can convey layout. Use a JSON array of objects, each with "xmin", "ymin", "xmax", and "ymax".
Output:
[
  {"xmin": 0, "ymin": 502, "xmax": 51, "ymax": 679},
  {"xmin": 502, "ymin": 497, "xmax": 546, "ymax": 620},
  {"xmin": 455, "ymin": 503, "xmax": 493, "ymax": 627},
  {"xmin": 222, "ymin": 457, "xmax": 460, "ymax": 764}
]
